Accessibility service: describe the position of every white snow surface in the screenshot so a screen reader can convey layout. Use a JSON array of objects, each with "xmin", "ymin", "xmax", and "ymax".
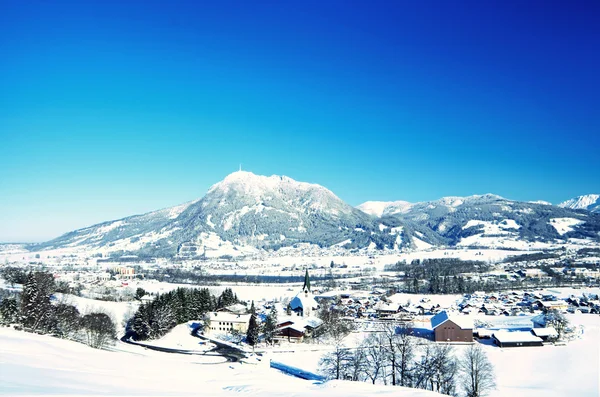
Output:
[
  {"xmin": 529, "ymin": 200, "xmax": 552, "ymax": 205},
  {"xmin": 548, "ymin": 217, "xmax": 584, "ymax": 235},
  {"xmin": 0, "ymin": 327, "xmax": 444, "ymax": 397},
  {"xmin": 357, "ymin": 200, "xmax": 413, "ymax": 217},
  {"xmin": 412, "ymin": 237, "xmax": 433, "ymax": 250}
]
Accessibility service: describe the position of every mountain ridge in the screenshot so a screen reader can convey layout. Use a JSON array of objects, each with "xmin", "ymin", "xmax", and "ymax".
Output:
[
  {"xmin": 30, "ymin": 172, "xmax": 600, "ymax": 257},
  {"xmin": 558, "ymin": 194, "xmax": 600, "ymax": 213}
]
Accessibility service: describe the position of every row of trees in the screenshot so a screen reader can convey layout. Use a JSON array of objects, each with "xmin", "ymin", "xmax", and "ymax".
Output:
[
  {"xmin": 320, "ymin": 323, "xmax": 495, "ymax": 397},
  {"xmin": 130, "ymin": 287, "xmax": 239, "ymax": 340},
  {"xmin": 0, "ymin": 271, "xmax": 116, "ymax": 349},
  {"xmin": 387, "ymin": 259, "xmax": 491, "ymax": 294}
]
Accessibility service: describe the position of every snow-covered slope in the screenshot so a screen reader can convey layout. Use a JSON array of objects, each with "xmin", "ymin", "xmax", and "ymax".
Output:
[
  {"xmin": 366, "ymin": 194, "xmax": 600, "ymax": 249},
  {"xmin": 357, "ymin": 201, "xmax": 414, "ymax": 217},
  {"xmin": 559, "ymin": 194, "xmax": 600, "ymax": 213},
  {"xmin": 29, "ymin": 173, "xmax": 600, "ymax": 256},
  {"xmin": 0, "ymin": 327, "xmax": 445, "ymax": 397},
  {"xmin": 33, "ymin": 171, "xmax": 402, "ymax": 257}
]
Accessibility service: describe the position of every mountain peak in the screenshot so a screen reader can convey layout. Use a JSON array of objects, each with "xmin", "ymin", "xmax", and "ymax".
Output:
[
  {"xmin": 209, "ymin": 171, "xmax": 331, "ymax": 197},
  {"xmin": 559, "ymin": 194, "xmax": 600, "ymax": 212}
]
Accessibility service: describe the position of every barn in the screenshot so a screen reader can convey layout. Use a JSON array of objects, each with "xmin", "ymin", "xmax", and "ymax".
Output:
[
  {"xmin": 492, "ymin": 331, "xmax": 544, "ymax": 347},
  {"xmin": 431, "ymin": 311, "xmax": 473, "ymax": 342}
]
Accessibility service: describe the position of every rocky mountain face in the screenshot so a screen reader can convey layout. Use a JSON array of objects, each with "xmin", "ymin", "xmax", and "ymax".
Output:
[
  {"xmin": 559, "ymin": 194, "xmax": 600, "ymax": 213},
  {"xmin": 32, "ymin": 172, "xmax": 600, "ymax": 258}
]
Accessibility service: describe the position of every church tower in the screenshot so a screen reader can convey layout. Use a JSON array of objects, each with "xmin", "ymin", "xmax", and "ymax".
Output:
[
  {"xmin": 289, "ymin": 268, "xmax": 317, "ymax": 317},
  {"xmin": 303, "ymin": 269, "xmax": 311, "ymax": 295}
]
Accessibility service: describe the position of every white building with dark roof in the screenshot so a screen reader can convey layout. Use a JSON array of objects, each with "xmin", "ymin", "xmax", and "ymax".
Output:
[{"xmin": 289, "ymin": 269, "xmax": 319, "ymax": 317}]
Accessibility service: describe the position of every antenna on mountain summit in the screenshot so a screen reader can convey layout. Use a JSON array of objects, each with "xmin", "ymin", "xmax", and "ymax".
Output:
[{"xmin": 239, "ymin": 163, "xmax": 242, "ymax": 172}]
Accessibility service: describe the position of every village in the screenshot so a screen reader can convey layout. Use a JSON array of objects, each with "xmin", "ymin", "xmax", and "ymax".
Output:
[
  {"xmin": 199, "ymin": 269, "xmax": 598, "ymax": 349},
  {"xmin": 1, "ymin": 248, "xmax": 599, "ymax": 397}
]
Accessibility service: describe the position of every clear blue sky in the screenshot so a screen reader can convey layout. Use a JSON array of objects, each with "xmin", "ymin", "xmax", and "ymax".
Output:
[{"xmin": 1, "ymin": 0, "xmax": 599, "ymax": 242}]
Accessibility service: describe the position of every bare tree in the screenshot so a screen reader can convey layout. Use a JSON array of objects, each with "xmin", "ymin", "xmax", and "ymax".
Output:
[
  {"xmin": 543, "ymin": 309, "xmax": 570, "ymax": 340},
  {"xmin": 395, "ymin": 322, "xmax": 416, "ymax": 387},
  {"xmin": 379, "ymin": 323, "xmax": 400, "ymax": 385},
  {"xmin": 459, "ymin": 344, "xmax": 496, "ymax": 397},
  {"xmin": 413, "ymin": 343, "xmax": 436, "ymax": 390},
  {"xmin": 315, "ymin": 307, "xmax": 353, "ymax": 341},
  {"xmin": 319, "ymin": 342, "xmax": 352, "ymax": 380},
  {"xmin": 430, "ymin": 344, "xmax": 458, "ymax": 395},
  {"xmin": 81, "ymin": 312, "xmax": 117, "ymax": 349},
  {"xmin": 348, "ymin": 347, "xmax": 367, "ymax": 381},
  {"xmin": 362, "ymin": 332, "xmax": 387, "ymax": 384}
]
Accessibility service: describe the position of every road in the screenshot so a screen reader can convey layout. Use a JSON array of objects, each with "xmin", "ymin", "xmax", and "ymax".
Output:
[{"xmin": 120, "ymin": 329, "xmax": 246, "ymax": 363}]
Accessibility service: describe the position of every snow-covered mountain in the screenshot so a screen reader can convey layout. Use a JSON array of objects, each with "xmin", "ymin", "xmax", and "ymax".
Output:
[
  {"xmin": 360, "ymin": 194, "xmax": 600, "ymax": 250},
  {"xmin": 31, "ymin": 172, "xmax": 600, "ymax": 257},
  {"xmin": 559, "ymin": 194, "xmax": 600, "ymax": 213},
  {"xmin": 34, "ymin": 171, "xmax": 400, "ymax": 257}
]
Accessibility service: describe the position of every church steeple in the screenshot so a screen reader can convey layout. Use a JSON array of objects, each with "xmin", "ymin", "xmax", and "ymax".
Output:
[{"xmin": 302, "ymin": 269, "xmax": 311, "ymax": 293}]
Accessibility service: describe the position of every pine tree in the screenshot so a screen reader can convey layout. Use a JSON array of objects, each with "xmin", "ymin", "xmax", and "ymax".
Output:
[
  {"xmin": 0, "ymin": 297, "xmax": 19, "ymax": 324},
  {"xmin": 218, "ymin": 288, "xmax": 237, "ymax": 309},
  {"xmin": 263, "ymin": 305, "xmax": 278, "ymax": 344},
  {"xmin": 246, "ymin": 301, "xmax": 259, "ymax": 348},
  {"xmin": 21, "ymin": 272, "xmax": 39, "ymax": 328}
]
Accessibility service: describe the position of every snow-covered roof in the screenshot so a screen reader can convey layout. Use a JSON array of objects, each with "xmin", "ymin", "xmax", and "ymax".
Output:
[
  {"xmin": 278, "ymin": 323, "xmax": 306, "ymax": 334},
  {"xmin": 493, "ymin": 331, "xmax": 543, "ymax": 343},
  {"xmin": 289, "ymin": 293, "xmax": 319, "ymax": 311},
  {"xmin": 430, "ymin": 311, "xmax": 474, "ymax": 330},
  {"xmin": 208, "ymin": 312, "xmax": 251, "ymax": 323},
  {"xmin": 531, "ymin": 327, "xmax": 558, "ymax": 338}
]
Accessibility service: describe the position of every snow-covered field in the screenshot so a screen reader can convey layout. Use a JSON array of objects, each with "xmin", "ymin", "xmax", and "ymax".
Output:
[
  {"xmin": 0, "ymin": 327, "xmax": 443, "ymax": 396},
  {"xmin": 271, "ymin": 313, "xmax": 600, "ymax": 397},
  {"xmin": 486, "ymin": 313, "xmax": 599, "ymax": 397},
  {"xmin": 54, "ymin": 293, "xmax": 139, "ymax": 335}
]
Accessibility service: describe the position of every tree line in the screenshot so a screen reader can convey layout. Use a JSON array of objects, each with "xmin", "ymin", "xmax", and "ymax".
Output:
[
  {"xmin": 319, "ymin": 322, "xmax": 495, "ymax": 397},
  {"xmin": 130, "ymin": 287, "xmax": 239, "ymax": 340},
  {"xmin": 0, "ymin": 270, "xmax": 116, "ymax": 349}
]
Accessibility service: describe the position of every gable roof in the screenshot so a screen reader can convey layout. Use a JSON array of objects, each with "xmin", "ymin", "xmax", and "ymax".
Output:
[
  {"xmin": 208, "ymin": 312, "xmax": 251, "ymax": 323},
  {"xmin": 493, "ymin": 331, "xmax": 543, "ymax": 343},
  {"xmin": 531, "ymin": 327, "xmax": 558, "ymax": 338},
  {"xmin": 290, "ymin": 293, "xmax": 319, "ymax": 311},
  {"xmin": 431, "ymin": 311, "xmax": 474, "ymax": 330}
]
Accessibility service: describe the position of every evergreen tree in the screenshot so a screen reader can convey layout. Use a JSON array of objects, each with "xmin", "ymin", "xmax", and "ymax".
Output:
[
  {"xmin": 218, "ymin": 288, "xmax": 238, "ymax": 309},
  {"xmin": 246, "ymin": 301, "xmax": 259, "ymax": 347},
  {"xmin": 0, "ymin": 297, "xmax": 19, "ymax": 324},
  {"xmin": 21, "ymin": 271, "xmax": 54, "ymax": 331},
  {"xmin": 263, "ymin": 305, "xmax": 278, "ymax": 344},
  {"xmin": 21, "ymin": 272, "xmax": 39, "ymax": 328},
  {"xmin": 131, "ymin": 304, "xmax": 152, "ymax": 340}
]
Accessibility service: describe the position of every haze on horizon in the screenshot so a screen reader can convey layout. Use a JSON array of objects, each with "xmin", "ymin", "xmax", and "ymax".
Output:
[{"xmin": 1, "ymin": 1, "xmax": 599, "ymax": 243}]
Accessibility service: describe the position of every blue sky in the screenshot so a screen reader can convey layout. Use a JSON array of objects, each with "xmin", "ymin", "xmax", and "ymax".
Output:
[{"xmin": 1, "ymin": 0, "xmax": 599, "ymax": 242}]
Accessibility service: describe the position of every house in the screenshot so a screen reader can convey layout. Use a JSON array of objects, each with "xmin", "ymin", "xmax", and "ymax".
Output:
[
  {"xmin": 275, "ymin": 316, "xmax": 323, "ymax": 343},
  {"xmin": 375, "ymin": 302, "xmax": 399, "ymax": 316},
  {"xmin": 207, "ymin": 312, "xmax": 251, "ymax": 334},
  {"xmin": 431, "ymin": 311, "xmax": 474, "ymax": 342},
  {"xmin": 492, "ymin": 331, "xmax": 543, "ymax": 347},
  {"xmin": 531, "ymin": 327, "xmax": 558, "ymax": 341},
  {"xmin": 277, "ymin": 323, "xmax": 307, "ymax": 342},
  {"xmin": 536, "ymin": 300, "xmax": 569, "ymax": 313}
]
